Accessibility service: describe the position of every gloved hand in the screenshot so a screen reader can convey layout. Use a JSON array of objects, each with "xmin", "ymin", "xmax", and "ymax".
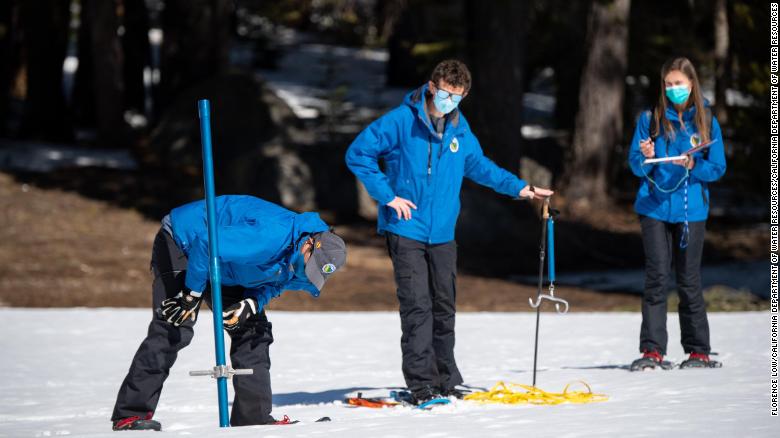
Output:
[
  {"xmin": 158, "ymin": 291, "xmax": 202, "ymax": 327},
  {"xmin": 222, "ymin": 298, "xmax": 259, "ymax": 332}
]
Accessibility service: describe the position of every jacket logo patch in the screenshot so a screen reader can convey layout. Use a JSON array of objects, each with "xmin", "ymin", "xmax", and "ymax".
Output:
[
  {"xmin": 449, "ymin": 138, "xmax": 459, "ymax": 153},
  {"xmin": 322, "ymin": 263, "xmax": 336, "ymax": 274},
  {"xmin": 690, "ymin": 133, "xmax": 701, "ymax": 147}
]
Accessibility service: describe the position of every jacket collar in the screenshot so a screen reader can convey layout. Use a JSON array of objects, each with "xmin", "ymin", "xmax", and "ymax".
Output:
[
  {"xmin": 664, "ymin": 99, "xmax": 711, "ymax": 122},
  {"xmin": 290, "ymin": 212, "xmax": 328, "ymax": 248}
]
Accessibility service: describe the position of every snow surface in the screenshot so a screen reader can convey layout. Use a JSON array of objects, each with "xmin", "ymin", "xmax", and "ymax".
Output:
[
  {"xmin": 0, "ymin": 142, "xmax": 138, "ymax": 173},
  {"xmin": 0, "ymin": 309, "xmax": 774, "ymax": 437},
  {"xmin": 258, "ymin": 42, "xmax": 407, "ymax": 121}
]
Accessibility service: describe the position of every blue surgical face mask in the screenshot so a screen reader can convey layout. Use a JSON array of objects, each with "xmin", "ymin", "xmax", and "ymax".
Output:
[
  {"xmin": 289, "ymin": 250, "xmax": 307, "ymax": 280},
  {"xmin": 432, "ymin": 87, "xmax": 462, "ymax": 114},
  {"xmin": 285, "ymin": 249, "xmax": 319, "ymax": 295},
  {"xmin": 665, "ymin": 85, "xmax": 691, "ymax": 105}
]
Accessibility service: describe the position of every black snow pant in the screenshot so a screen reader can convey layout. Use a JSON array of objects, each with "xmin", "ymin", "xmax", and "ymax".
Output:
[
  {"xmin": 385, "ymin": 232, "xmax": 463, "ymax": 392},
  {"xmin": 112, "ymin": 228, "xmax": 275, "ymax": 426},
  {"xmin": 639, "ymin": 216, "xmax": 710, "ymax": 356}
]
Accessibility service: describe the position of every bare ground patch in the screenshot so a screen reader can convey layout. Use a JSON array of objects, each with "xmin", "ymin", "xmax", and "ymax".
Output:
[{"xmin": 0, "ymin": 172, "xmax": 641, "ymax": 311}]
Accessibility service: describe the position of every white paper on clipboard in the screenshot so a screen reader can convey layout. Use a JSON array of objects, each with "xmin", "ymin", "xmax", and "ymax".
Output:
[
  {"xmin": 644, "ymin": 155, "xmax": 686, "ymax": 164},
  {"xmin": 642, "ymin": 139, "xmax": 718, "ymax": 165}
]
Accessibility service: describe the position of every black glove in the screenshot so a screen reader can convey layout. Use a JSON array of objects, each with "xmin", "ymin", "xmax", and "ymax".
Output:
[
  {"xmin": 222, "ymin": 298, "xmax": 259, "ymax": 332},
  {"xmin": 158, "ymin": 291, "xmax": 202, "ymax": 327}
]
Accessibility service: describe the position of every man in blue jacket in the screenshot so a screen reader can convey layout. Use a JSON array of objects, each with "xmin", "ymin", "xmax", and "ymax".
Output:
[
  {"xmin": 346, "ymin": 59, "xmax": 553, "ymax": 404},
  {"xmin": 111, "ymin": 195, "xmax": 346, "ymax": 430}
]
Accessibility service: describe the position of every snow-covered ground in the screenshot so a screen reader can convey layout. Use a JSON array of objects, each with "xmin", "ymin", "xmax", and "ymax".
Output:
[
  {"xmin": 0, "ymin": 141, "xmax": 138, "ymax": 173},
  {"xmin": 0, "ymin": 310, "xmax": 774, "ymax": 437}
]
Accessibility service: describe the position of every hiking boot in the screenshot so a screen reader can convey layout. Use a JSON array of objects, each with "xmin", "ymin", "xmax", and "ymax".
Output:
[
  {"xmin": 680, "ymin": 352, "xmax": 722, "ymax": 369},
  {"xmin": 630, "ymin": 350, "xmax": 672, "ymax": 371},
  {"xmin": 270, "ymin": 415, "xmax": 299, "ymax": 425},
  {"xmin": 441, "ymin": 386, "xmax": 469, "ymax": 399},
  {"xmin": 112, "ymin": 413, "xmax": 161, "ymax": 431},
  {"xmin": 411, "ymin": 385, "xmax": 442, "ymax": 405}
]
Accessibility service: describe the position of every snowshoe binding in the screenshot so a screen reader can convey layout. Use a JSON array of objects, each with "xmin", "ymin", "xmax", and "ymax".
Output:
[
  {"xmin": 679, "ymin": 352, "xmax": 722, "ymax": 369},
  {"xmin": 270, "ymin": 415, "xmax": 299, "ymax": 425},
  {"xmin": 345, "ymin": 392, "xmax": 400, "ymax": 408},
  {"xmin": 630, "ymin": 350, "xmax": 673, "ymax": 371},
  {"xmin": 112, "ymin": 413, "xmax": 161, "ymax": 431},
  {"xmin": 440, "ymin": 386, "xmax": 471, "ymax": 399},
  {"xmin": 395, "ymin": 386, "xmax": 451, "ymax": 409}
]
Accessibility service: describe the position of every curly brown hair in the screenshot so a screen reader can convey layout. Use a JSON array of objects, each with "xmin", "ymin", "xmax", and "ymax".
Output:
[{"xmin": 430, "ymin": 59, "xmax": 472, "ymax": 92}]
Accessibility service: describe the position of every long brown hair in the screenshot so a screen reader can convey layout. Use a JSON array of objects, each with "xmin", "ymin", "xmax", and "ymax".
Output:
[{"xmin": 652, "ymin": 57, "xmax": 710, "ymax": 143}]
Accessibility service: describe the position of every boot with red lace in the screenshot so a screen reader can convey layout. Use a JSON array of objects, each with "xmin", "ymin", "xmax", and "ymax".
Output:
[
  {"xmin": 679, "ymin": 352, "xmax": 722, "ymax": 369},
  {"xmin": 630, "ymin": 350, "xmax": 673, "ymax": 371}
]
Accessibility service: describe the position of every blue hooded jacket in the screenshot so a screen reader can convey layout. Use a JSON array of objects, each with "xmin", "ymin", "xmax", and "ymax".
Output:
[
  {"xmin": 628, "ymin": 103, "xmax": 726, "ymax": 223},
  {"xmin": 169, "ymin": 195, "xmax": 328, "ymax": 307},
  {"xmin": 345, "ymin": 84, "xmax": 527, "ymax": 244}
]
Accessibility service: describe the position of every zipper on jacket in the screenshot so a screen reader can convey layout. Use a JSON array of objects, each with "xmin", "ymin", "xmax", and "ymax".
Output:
[
  {"xmin": 427, "ymin": 136, "xmax": 432, "ymax": 184},
  {"xmin": 701, "ymin": 185, "xmax": 708, "ymax": 206}
]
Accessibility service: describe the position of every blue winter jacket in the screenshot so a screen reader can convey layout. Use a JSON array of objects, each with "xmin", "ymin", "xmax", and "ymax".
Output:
[
  {"xmin": 169, "ymin": 195, "xmax": 329, "ymax": 307},
  {"xmin": 345, "ymin": 84, "xmax": 527, "ymax": 244},
  {"xmin": 628, "ymin": 103, "xmax": 727, "ymax": 223}
]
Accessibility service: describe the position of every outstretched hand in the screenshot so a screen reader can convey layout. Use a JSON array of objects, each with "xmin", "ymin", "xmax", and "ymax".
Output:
[
  {"xmin": 519, "ymin": 185, "xmax": 554, "ymax": 200},
  {"xmin": 386, "ymin": 196, "xmax": 417, "ymax": 220}
]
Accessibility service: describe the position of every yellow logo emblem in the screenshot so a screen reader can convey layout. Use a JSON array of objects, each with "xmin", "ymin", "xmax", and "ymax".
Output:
[
  {"xmin": 690, "ymin": 133, "xmax": 701, "ymax": 147},
  {"xmin": 449, "ymin": 138, "xmax": 459, "ymax": 153}
]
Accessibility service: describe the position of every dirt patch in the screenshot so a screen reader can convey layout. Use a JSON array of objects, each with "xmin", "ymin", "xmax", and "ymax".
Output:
[
  {"xmin": 0, "ymin": 172, "xmax": 640, "ymax": 311},
  {"xmin": 0, "ymin": 172, "xmax": 159, "ymax": 307},
  {"xmin": 268, "ymin": 241, "xmax": 641, "ymax": 312}
]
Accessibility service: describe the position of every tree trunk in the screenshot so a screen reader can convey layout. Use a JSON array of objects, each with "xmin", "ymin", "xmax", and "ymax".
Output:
[
  {"xmin": 464, "ymin": 0, "xmax": 526, "ymax": 173},
  {"xmin": 73, "ymin": 0, "xmax": 95, "ymax": 129},
  {"xmin": 714, "ymin": 0, "xmax": 729, "ymax": 124},
  {"xmin": 18, "ymin": 0, "xmax": 72, "ymax": 141},
  {"xmin": 385, "ymin": 0, "xmax": 421, "ymax": 87},
  {"xmin": 83, "ymin": 0, "xmax": 127, "ymax": 147},
  {"xmin": 553, "ymin": 0, "xmax": 591, "ymax": 131},
  {"xmin": 563, "ymin": 0, "xmax": 631, "ymax": 212},
  {"xmin": 157, "ymin": 0, "xmax": 231, "ymax": 112},
  {"xmin": 0, "ymin": 0, "xmax": 14, "ymax": 136},
  {"xmin": 375, "ymin": 0, "xmax": 408, "ymax": 44},
  {"xmin": 121, "ymin": 0, "xmax": 150, "ymax": 115}
]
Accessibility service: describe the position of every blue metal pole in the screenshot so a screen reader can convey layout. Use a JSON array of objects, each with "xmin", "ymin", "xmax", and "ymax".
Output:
[
  {"xmin": 197, "ymin": 99, "xmax": 230, "ymax": 427},
  {"xmin": 547, "ymin": 217, "xmax": 555, "ymax": 283}
]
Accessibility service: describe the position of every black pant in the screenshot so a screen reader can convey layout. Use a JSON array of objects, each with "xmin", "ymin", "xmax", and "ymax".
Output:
[
  {"xmin": 639, "ymin": 216, "xmax": 710, "ymax": 355},
  {"xmin": 112, "ymin": 228, "xmax": 274, "ymax": 426},
  {"xmin": 386, "ymin": 233, "xmax": 463, "ymax": 391}
]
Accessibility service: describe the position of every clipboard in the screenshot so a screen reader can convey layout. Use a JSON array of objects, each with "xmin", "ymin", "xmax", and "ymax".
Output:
[{"xmin": 642, "ymin": 139, "xmax": 717, "ymax": 165}]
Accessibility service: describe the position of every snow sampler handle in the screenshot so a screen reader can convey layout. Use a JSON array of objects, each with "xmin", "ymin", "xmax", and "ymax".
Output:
[{"xmin": 528, "ymin": 197, "xmax": 568, "ymax": 314}]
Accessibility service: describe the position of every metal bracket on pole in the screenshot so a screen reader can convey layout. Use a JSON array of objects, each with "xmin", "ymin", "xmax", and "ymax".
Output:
[
  {"xmin": 528, "ymin": 291, "xmax": 570, "ymax": 314},
  {"xmin": 190, "ymin": 365, "xmax": 254, "ymax": 379}
]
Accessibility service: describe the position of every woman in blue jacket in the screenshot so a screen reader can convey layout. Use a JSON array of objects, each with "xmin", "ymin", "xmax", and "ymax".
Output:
[{"xmin": 628, "ymin": 57, "xmax": 726, "ymax": 371}]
